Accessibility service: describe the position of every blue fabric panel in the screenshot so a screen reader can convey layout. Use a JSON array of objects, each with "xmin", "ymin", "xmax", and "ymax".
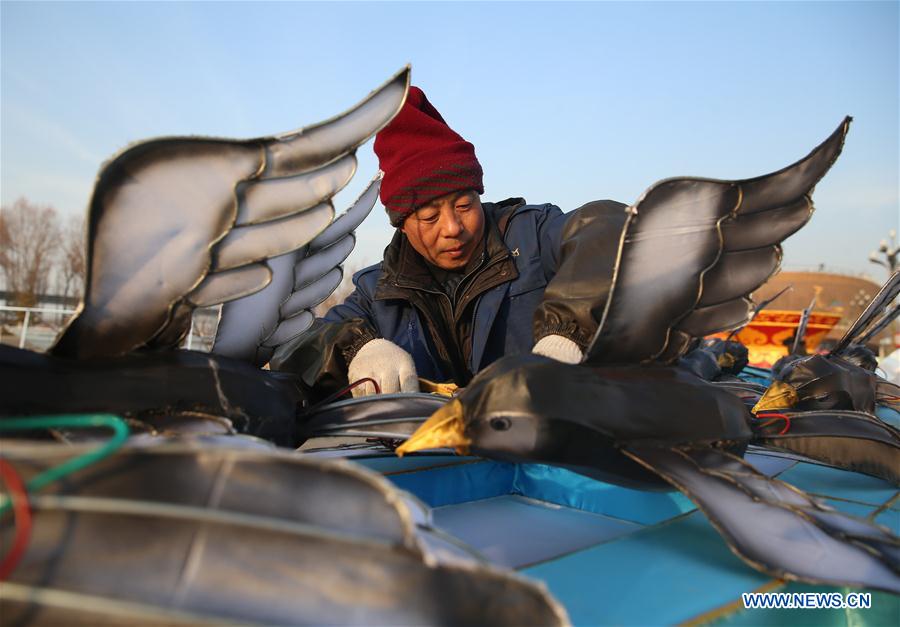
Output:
[
  {"xmin": 522, "ymin": 511, "xmax": 772, "ymax": 625},
  {"xmin": 742, "ymin": 452, "xmax": 798, "ymax": 477},
  {"xmin": 822, "ymin": 498, "xmax": 879, "ymax": 519},
  {"xmin": 512, "ymin": 463, "xmax": 696, "ymax": 525},
  {"xmin": 875, "ymin": 404, "xmax": 900, "ymax": 429},
  {"xmin": 776, "ymin": 462, "xmax": 899, "ymax": 507},
  {"xmin": 432, "ymin": 495, "xmax": 640, "ymax": 568},
  {"xmin": 354, "ymin": 454, "xmax": 475, "ymax": 474},
  {"xmin": 375, "ymin": 458, "xmax": 696, "ymax": 524},
  {"xmin": 383, "ymin": 460, "xmax": 516, "ymax": 507},
  {"xmin": 876, "ymin": 509, "xmax": 900, "ymax": 535},
  {"xmin": 820, "ymin": 499, "xmax": 899, "ymax": 534},
  {"xmin": 738, "ymin": 366, "xmax": 772, "ymax": 385}
]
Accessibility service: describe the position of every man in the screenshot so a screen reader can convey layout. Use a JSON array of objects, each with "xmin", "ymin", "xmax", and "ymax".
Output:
[{"xmin": 275, "ymin": 86, "xmax": 625, "ymax": 397}]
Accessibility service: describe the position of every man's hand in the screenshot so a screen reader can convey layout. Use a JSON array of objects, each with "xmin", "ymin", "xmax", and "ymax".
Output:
[
  {"xmin": 347, "ymin": 339, "xmax": 420, "ymax": 397},
  {"xmin": 532, "ymin": 334, "xmax": 583, "ymax": 364}
]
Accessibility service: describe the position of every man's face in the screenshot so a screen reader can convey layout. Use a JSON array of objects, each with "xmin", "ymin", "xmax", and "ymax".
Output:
[{"xmin": 401, "ymin": 190, "xmax": 485, "ymax": 270}]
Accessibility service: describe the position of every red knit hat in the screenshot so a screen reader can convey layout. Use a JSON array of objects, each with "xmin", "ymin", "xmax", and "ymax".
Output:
[{"xmin": 374, "ymin": 86, "xmax": 484, "ymax": 226}]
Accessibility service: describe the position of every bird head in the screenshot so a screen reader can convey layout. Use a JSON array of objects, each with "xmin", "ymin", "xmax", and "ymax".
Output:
[
  {"xmin": 397, "ymin": 353, "xmax": 753, "ymax": 490},
  {"xmin": 753, "ymin": 354, "xmax": 876, "ymax": 414},
  {"xmin": 396, "ymin": 354, "xmax": 599, "ymax": 460}
]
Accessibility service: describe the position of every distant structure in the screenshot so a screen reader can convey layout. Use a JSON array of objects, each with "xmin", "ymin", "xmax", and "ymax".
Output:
[{"xmin": 753, "ymin": 270, "xmax": 892, "ymax": 354}]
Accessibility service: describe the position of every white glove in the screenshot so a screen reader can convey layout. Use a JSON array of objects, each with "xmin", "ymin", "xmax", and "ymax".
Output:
[
  {"xmin": 532, "ymin": 334, "xmax": 583, "ymax": 364},
  {"xmin": 347, "ymin": 339, "xmax": 420, "ymax": 397}
]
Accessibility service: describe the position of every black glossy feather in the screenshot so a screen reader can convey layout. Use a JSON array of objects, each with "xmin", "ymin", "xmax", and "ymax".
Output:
[
  {"xmin": 752, "ymin": 409, "xmax": 900, "ymax": 483},
  {"xmin": 52, "ymin": 69, "xmax": 409, "ymax": 360},
  {"xmin": 586, "ymin": 117, "xmax": 851, "ymax": 365},
  {"xmin": 833, "ymin": 270, "xmax": 900, "ymax": 355},
  {"xmin": 623, "ymin": 446, "xmax": 900, "ymax": 594}
]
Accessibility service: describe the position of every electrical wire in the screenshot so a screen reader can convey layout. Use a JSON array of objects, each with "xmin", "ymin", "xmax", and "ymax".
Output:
[
  {"xmin": 0, "ymin": 459, "xmax": 33, "ymax": 580},
  {"xmin": 310, "ymin": 377, "xmax": 383, "ymax": 410},
  {"xmin": 0, "ymin": 414, "xmax": 130, "ymax": 517},
  {"xmin": 755, "ymin": 412, "xmax": 792, "ymax": 435}
]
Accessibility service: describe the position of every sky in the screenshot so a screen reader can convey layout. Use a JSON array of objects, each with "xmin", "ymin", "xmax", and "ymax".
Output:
[{"xmin": 1, "ymin": 1, "xmax": 898, "ymax": 280}]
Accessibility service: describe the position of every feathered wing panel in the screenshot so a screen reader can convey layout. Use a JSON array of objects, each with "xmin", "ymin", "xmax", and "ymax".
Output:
[
  {"xmin": 786, "ymin": 295, "xmax": 817, "ymax": 355},
  {"xmin": 857, "ymin": 302, "xmax": 900, "ymax": 347},
  {"xmin": 212, "ymin": 177, "xmax": 379, "ymax": 367},
  {"xmin": 187, "ymin": 264, "xmax": 272, "ymax": 308},
  {"xmin": 832, "ymin": 270, "xmax": 900, "ymax": 355},
  {"xmin": 585, "ymin": 117, "xmax": 850, "ymax": 365},
  {"xmin": 1, "ymin": 444, "xmax": 567, "ymax": 626},
  {"xmin": 624, "ymin": 446, "xmax": 900, "ymax": 594},
  {"xmin": 51, "ymin": 68, "xmax": 409, "ymax": 360},
  {"xmin": 751, "ymin": 409, "xmax": 900, "ymax": 484}
]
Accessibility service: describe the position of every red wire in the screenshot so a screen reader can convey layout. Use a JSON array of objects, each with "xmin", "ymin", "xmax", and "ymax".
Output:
[
  {"xmin": 0, "ymin": 459, "xmax": 33, "ymax": 581},
  {"xmin": 346, "ymin": 377, "xmax": 382, "ymax": 396},
  {"xmin": 309, "ymin": 377, "xmax": 384, "ymax": 411},
  {"xmin": 756, "ymin": 412, "xmax": 792, "ymax": 435}
]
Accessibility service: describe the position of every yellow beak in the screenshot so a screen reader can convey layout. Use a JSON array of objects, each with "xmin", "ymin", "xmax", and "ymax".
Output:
[
  {"xmin": 396, "ymin": 398, "xmax": 471, "ymax": 457},
  {"xmin": 752, "ymin": 381, "xmax": 799, "ymax": 414},
  {"xmin": 417, "ymin": 377, "xmax": 460, "ymax": 398}
]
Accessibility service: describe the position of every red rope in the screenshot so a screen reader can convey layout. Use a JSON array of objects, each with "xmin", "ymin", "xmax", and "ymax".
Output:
[
  {"xmin": 0, "ymin": 459, "xmax": 33, "ymax": 581},
  {"xmin": 756, "ymin": 412, "xmax": 792, "ymax": 435}
]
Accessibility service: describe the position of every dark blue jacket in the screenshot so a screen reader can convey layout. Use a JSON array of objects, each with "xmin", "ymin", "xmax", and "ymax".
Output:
[
  {"xmin": 325, "ymin": 199, "xmax": 572, "ymax": 383},
  {"xmin": 273, "ymin": 198, "xmax": 627, "ymax": 395}
]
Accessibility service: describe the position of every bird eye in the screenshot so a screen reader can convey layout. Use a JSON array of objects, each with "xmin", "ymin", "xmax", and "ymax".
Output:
[{"xmin": 489, "ymin": 417, "xmax": 511, "ymax": 431}]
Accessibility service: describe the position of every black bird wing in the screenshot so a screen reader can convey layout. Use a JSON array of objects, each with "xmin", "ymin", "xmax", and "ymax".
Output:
[
  {"xmin": 791, "ymin": 295, "xmax": 818, "ymax": 355},
  {"xmin": 857, "ymin": 302, "xmax": 900, "ymax": 348},
  {"xmin": 211, "ymin": 175, "xmax": 379, "ymax": 367},
  {"xmin": 752, "ymin": 409, "xmax": 900, "ymax": 484},
  {"xmin": 1, "ymin": 443, "xmax": 567, "ymax": 625},
  {"xmin": 585, "ymin": 117, "xmax": 851, "ymax": 365},
  {"xmin": 831, "ymin": 270, "xmax": 900, "ymax": 356},
  {"xmin": 0, "ymin": 344, "xmax": 302, "ymax": 445},
  {"xmin": 51, "ymin": 69, "xmax": 409, "ymax": 360},
  {"xmin": 300, "ymin": 393, "xmax": 447, "ymax": 441},
  {"xmin": 623, "ymin": 445, "xmax": 900, "ymax": 594}
]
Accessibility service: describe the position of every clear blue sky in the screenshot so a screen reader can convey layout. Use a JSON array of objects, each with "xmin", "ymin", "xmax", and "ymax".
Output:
[{"xmin": 2, "ymin": 1, "xmax": 897, "ymax": 278}]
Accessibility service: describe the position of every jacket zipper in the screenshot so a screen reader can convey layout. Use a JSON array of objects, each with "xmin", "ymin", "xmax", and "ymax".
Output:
[
  {"xmin": 391, "ymin": 253, "xmax": 507, "ymax": 381},
  {"xmin": 451, "ymin": 254, "xmax": 510, "ymax": 322},
  {"xmin": 393, "ymin": 252, "xmax": 510, "ymax": 321}
]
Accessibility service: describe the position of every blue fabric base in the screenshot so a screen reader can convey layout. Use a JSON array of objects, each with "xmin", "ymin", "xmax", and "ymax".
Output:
[
  {"xmin": 512, "ymin": 464, "xmax": 695, "ymax": 525},
  {"xmin": 356, "ymin": 450, "xmax": 898, "ymax": 626},
  {"xmin": 384, "ymin": 460, "xmax": 516, "ymax": 507},
  {"xmin": 876, "ymin": 404, "xmax": 900, "ymax": 429},
  {"xmin": 739, "ymin": 366, "xmax": 772, "ymax": 386},
  {"xmin": 523, "ymin": 511, "xmax": 770, "ymax": 625},
  {"xmin": 776, "ymin": 462, "xmax": 899, "ymax": 507},
  {"xmin": 432, "ymin": 495, "xmax": 640, "ymax": 568},
  {"xmin": 375, "ymin": 459, "xmax": 696, "ymax": 525}
]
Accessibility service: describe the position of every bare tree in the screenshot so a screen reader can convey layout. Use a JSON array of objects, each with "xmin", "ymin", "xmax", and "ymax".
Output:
[
  {"xmin": 314, "ymin": 263, "xmax": 362, "ymax": 316},
  {"xmin": 0, "ymin": 198, "xmax": 61, "ymax": 308},
  {"xmin": 0, "ymin": 212, "xmax": 9, "ymax": 275},
  {"xmin": 56, "ymin": 213, "xmax": 86, "ymax": 302}
]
